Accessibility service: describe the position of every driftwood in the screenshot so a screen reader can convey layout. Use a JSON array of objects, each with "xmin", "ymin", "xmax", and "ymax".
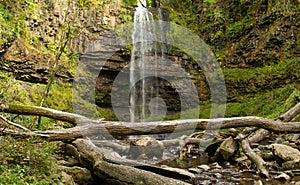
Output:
[
  {"xmin": 246, "ymin": 102, "xmax": 300, "ymax": 144},
  {"xmin": 69, "ymin": 139, "xmax": 192, "ymax": 185},
  {"xmin": 1, "ymin": 103, "xmax": 300, "ymax": 141},
  {"xmin": 277, "ymin": 102, "xmax": 300, "ymax": 122},
  {"xmin": 7, "ymin": 116, "xmax": 298, "ymax": 141},
  {"xmin": 0, "ymin": 104, "xmax": 99, "ymax": 126},
  {"xmin": 237, "ymin": 134, "xmax": 269, "ymax": 178}
]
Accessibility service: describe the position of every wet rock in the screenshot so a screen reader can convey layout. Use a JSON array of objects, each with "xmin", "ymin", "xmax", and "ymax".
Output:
[
  {"xmin": 161, "ymin": 166, "xmax": 196, "ymax": 179},
  {"xmin": 188, "ymin": 167, "xmax": 203, "ymax": 174},
  {"xmin": 129, "ymin": 136, "xmax": 164, "ymax": 158},
  {"xmin": 210, "ymin": 162, "xmax": 222, "ymax": 169},
  {"xmin": 214, "ymin": 137, "xmax": 238, "ymax": 160},
  {"xmin": 254, "ymin": 180, "xmax": 263, "ymax": 185},
  {"xmin": 213, "ymin": 172, "xmax": 222, "ymax": 179},
  {"xmin": 261, "ymin": 151, "xmax": 275, "ymax": 160},
  {"xmin": 250, "ymin": 143, "xmax": 260, "ymax": 148},
  {"xmin": 274, "ymin": 172, "xmax": 291, "ymax": 181},
  {"xmin": 61, "ymin": 171, "xmax": 76, "ymax": 185},
  {"xmin": 197, "ymin": 164, "xmax": 210, "ymax": 171},
  {"xmin": 235, "ymin": 156, "xmax": 248, "ymax": 163},
  {"xmin": 275, "ymin": 137, "xmax": 285, "ymax": 144}
]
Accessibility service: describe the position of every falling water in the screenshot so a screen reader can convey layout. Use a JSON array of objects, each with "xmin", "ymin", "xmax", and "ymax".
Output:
[{"xmin": 130, "ymin": 0, "xmax": 161, "ymax": 123}]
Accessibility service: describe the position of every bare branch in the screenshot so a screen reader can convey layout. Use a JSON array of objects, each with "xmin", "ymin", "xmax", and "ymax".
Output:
[
  {"xmin": 0, "ymin": 104, "xmax": 100, "ymax": 126},
  {"xmin": 277, "ymin": 102, "xmax": 300, "ymax": 122},
  {"xmin": 0, "ymin": 115, "xmax": 31, "ymax": 131}
]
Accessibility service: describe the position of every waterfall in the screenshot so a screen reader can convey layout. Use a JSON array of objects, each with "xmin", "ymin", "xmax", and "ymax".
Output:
[{"xmin": 130, "ymin": 0, "xmax": 162, "ymax": 123}]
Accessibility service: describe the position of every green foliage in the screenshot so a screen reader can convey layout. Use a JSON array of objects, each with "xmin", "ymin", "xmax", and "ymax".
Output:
[
  {"xmin": 226, "ymin": 18, "xmax": 254, "ymax": 38},
  {"xmin": 122, "ymin": 0, "xmax": 138, "ymax": 7},
  {"xmin": 0, "ymin": 72, "xmax": 31, "ymax": 104},
  {"xmin": 225, "ymin": 84, "xmax": 299, "ymax": 118},
  {"xmin": 77, "ymin": 0, "xmax": 104, "ymax": 9},
  {"xmin": 31, "ymin": 83, "xmax": 73, "ymax": 112},
  {"xmin": 0, "ymin": 137, "xmax": 64, "ymax": 184},
  {"xmin": 224, "ymin": 57, "xmax": 300, "ymax": 82}
]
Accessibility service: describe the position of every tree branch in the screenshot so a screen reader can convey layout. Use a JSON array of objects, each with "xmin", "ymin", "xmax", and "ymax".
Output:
[
  {"xmin": 237, "ymin": 134, "xmax": 269, "ymax": 178},
  {"xmin": 0, "ymin": 104, "xmax": 100, "ymax": 126},
  {"xmin": 277, "ymin": 102, "xmax": 300, "ymax": 122},
  {"xmin": 0, "ymin": 115, "xmax": 31, "ymax": 131}
]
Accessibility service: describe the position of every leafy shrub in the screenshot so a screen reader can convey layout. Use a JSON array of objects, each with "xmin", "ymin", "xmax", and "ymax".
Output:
[{"xmin": 0, "ymin": 137, "xmax": 64, "ymax": 184}]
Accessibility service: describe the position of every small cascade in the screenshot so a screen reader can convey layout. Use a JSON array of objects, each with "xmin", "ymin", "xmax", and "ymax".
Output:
[{"xmin": 130, "ymin": 0, "xmax": 164, "ymax": 123}]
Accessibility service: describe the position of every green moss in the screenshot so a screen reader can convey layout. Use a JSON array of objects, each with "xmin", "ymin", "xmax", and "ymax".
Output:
[
  {"xmin": 224, "ymin": 57, "xmax": 300, "ymax": 82},
  {"xmin": 225, "ymin": 18, "xmax": 254, "ymax": 38},
  {"xmin": 96, "ymin": 107, "xmax": 118, "ymax": 121},
  {"xmin": 0, "ymin": 72, "xmax": 31, "ymax": 104},
  {"xmin": 225, "ymin": 84, "xmax": 299, "ymax": 118}
]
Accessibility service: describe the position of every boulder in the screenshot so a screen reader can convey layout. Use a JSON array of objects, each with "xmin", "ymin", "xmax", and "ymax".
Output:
[
  {"xmin": 272, "ymin": 144, "xmax": 300, "ymax": 162},
  {"xmin": 129, "ymin": 137, "xmax": 164, "ymax": 159},
  {"xmin": 214, "ymin": 137, "xmax": 238, "ymax": 160}
]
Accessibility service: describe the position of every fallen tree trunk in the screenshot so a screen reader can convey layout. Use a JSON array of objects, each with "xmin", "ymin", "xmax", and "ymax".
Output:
[
  {"xmin": 38, "ymin": 117, "xmax": 300, "ymax": 141},
  {"xmin": 237, "ymin": 134, "xmax": 269, "ymax": 178},
  {"xmin": 248, "ymin": 101, "xmax": 300, "ymax": 144},
  {"xmin": 0, "ymin": 104, "xmax": 99, "ymax": 126},
  {"xmin": 2, "ymin": 104, "xmax": 300, "ymax": 137},
  {"xmin": 70, "ymin": 139, "xmax": 192, "ymax": 185},
  {"xmin": 1, "ymin": 103, "xmax": 300, "ymax": 141}
]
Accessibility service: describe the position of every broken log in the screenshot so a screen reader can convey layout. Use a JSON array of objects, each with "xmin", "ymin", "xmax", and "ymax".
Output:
[
  {"xmin": 277, "ymin": 102, "xmax": 300, "ymax": 122},
  {"xmin": 71, "ymin": 139, "xmax": 192, "ymax": 185},
  {"xmin": 237, "ymin": 134, "xmax": 269, "ymax": 178},
  {"xmin": 1, "ymin": 104, "xmax": 300, "ymax": 140},
  {"xmin": 0, "ymin": 104, "xmax": 99, "ymax": 126},
  {"xmin": 246, "ymin": 101, "xmax": 300, "ymax": 144}
]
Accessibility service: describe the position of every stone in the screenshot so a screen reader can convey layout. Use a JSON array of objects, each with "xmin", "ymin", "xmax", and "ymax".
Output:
[
  {"xmin": 282, "ymin": 160, "xmax": 300, "ymax": 170},
  {"xmin": 274, "ymin": 173, "xmax": 291, "ymax": 181},
  {"xmin": 214, "ymin": 137, "xmax": 238, "ymax": 160},
  {"xmin": 129, "ymin": 137, "xmax": 164, "ymax": 158},
  {"xmin": 213, "ymin": 173, "xmax": 222, "ymax": 179},
  {"xmin": 210, "ymin": 162, "xmax": 222, "ymax": 169},
  {"xmin": 161, "ymin": 166, "xmax": 196, "ymax": 179},
  {"xmin": 197, "ymin": 164, "xmax": 210, "ymax": 171},
  {"xmin": 272, "ymin": 144, "xmax": 300, "ymax": 162},
  {"xmin": 188, "ymin": 168, "xmax": 203, "ymax": 174},
  {"xmin": 254, "ymin": 180, "xmax": 263, "ymax": 185},
  {"xmin": 61, "ymin": 171, "xmax": 76, "ymax": 185}
]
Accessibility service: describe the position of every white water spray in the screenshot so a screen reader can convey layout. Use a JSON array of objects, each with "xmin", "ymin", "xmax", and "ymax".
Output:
[{"xmin": 130, "ymin": 0, "xmax": 162, "ymax": 123}]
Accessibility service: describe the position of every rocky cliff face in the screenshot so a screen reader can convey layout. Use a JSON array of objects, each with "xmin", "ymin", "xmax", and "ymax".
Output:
[
  {"xmin": 1, "ymin": 0, "xmax": 299, "ymax": 115},
  {"xmin": 1, "ymin": 0, "xmax": 123, "ymax": 83}
]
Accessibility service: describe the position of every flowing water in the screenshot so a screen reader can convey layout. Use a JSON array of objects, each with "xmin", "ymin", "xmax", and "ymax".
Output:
[{"xmin": 130, "ymin": 0, "xmax": 162, "ymax": 123}]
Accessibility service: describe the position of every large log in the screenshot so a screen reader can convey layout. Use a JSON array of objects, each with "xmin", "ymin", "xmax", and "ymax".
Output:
[
  {"xmin": 248, "ymin": 101, "xmax": 300, "ymax": 143},
  {"xmin": 71, "ymin": 139, "xmax": 192, "ymax": 185},
  {"xmin": 1, "ymin": 104, "xmax": 300, "ymax": 141},
  {"xmin": 0, "ymin": 104, "xmax": 99, "ymax": 126},
  {"xmin": 38, "ymin": 116, "xmax": 300, "ymax": 141}
]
